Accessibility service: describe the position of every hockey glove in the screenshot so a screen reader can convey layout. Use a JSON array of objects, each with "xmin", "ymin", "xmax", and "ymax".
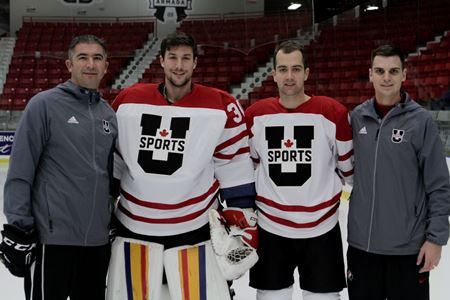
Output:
[
  {"xmin": 221, "ymin": 207, "xmax": 258, "ymax": 249},
  {"xmin": 0, "ymin": 224, "xmax": 37, "ymax": 277},
  {"xmin": 209, "ymin": 207, "xmax": 259, "ymax": 280}
]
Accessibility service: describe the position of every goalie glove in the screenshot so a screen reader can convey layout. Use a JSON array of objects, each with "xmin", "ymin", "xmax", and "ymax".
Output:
[
  {"xmin": 209, "ymin": 208, "xmax": 259, "ymax": 280},
  {"xmin": 221, "ymin": 207, "xmax": 258, "ymax": 249},
  {"xmin": 0, "ymin": 224, "xmax": 37, "ymax": 277}
]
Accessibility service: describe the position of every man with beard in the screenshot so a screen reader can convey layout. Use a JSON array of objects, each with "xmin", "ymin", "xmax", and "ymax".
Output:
[{"xmin": 106, "ymin": 32, "xmax": 257, "ymax": 299}]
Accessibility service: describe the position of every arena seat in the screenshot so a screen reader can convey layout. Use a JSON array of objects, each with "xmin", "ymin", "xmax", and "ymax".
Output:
[{"xmin": 1, "ymin": 20, "xmax": 154, "ymax": 110}]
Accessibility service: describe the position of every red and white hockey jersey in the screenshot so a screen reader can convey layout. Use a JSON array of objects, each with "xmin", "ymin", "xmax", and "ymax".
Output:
[
  {"xmin": 245, "ymin": 96, "xmax": 353, "ymax": 239},
  {"xmin": 112, "ymin": 83, "xmax": 254, "ymax": 236}
]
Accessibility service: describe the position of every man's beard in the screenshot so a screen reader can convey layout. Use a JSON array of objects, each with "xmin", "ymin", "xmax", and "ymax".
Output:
[{"xmin": 167, "ymin": 75, "xmax": 191, "ymax": 88}]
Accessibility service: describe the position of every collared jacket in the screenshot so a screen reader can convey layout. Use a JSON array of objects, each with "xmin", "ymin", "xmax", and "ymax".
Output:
[
  {"xmin": 348, "ymin": 92, "xmax": 450, "ymax": 255},
  {"xmin": 4, "ymin": 80, "xmax": 118, "ymax": 246}
]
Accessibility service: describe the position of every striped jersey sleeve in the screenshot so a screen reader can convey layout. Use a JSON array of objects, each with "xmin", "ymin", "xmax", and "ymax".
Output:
[
  {"xmin": 335, "ymin": 111, "xmax": 354, "ymax": 185},
  {"xmin": 213, "ymin": 93, "xmax": 254, "ymax": 190}
]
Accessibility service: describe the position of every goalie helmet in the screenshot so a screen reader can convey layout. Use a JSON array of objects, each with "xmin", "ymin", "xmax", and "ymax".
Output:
[{"xmin": 208, "ymin": 208, "xmax": 259, "ymax": 280}]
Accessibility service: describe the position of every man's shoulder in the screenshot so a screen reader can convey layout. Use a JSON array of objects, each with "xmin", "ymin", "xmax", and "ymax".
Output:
[
  {"xmin": 409, "ymin": 105, "xmax": 434, "ymax": 124},
  {"xmin": 194, "ymin": 83, "xmax": 234, "ymax": 101},
  {"xmin": 35, "ymin": 85, "xmax": 62, "ymax": 98},
  {"xmin": 307, "ymin": 96, "xmax": 351, "ymax": 123},
  {"xmin": 351, "ymin": 99, "xmax": 373, "ymax": 116},
  {"xmin": 113, "ymin": 83, "xmax": 159, "ymax": 108},
  {"xmin": 245, "ymin": 97, "xmax": 278, "ymax": 115},
  {"xmin": 312, "ymin": 95, "xmax": 348, "ymax": 111},
  {"xmin": 26, "ymin": 86, "xmax": 65, "ymax": 109},
  {"xmin": 186, "ymin": 83, "xmax": 239, "ymax": 110}
]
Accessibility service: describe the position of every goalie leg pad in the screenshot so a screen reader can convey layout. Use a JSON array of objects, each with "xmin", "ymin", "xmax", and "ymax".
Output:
[
  {"xmin": 163, "ymin": 241, "xmax": 231, "ymax": 300},
  {"xmin": 107, "ymin": 237, "xmax": 164, "ymax": 300},
  {"xmin": 160, "ymin": 284, "xmax": 171, "ymax": 300}
]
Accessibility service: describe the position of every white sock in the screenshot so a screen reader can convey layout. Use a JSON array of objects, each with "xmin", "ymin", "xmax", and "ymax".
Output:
[
  {"xmin": 256, "ymin": 286, "xmax": 293, "ymax": 300},
  {"xmin": 302, "ymin": 290, "xmax": 340, "ymax": 300}
]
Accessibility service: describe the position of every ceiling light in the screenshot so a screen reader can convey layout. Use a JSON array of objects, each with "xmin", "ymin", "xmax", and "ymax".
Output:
[
  {"xmin": 288, "ymin": 3, "xmax": 302, "ymax": 10},
  {"xmin": 365, "ymin": 5, "xmax": 379, "ymax": 11}
]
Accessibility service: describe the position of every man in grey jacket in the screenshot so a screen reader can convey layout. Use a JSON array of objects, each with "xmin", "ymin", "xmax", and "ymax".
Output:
[
  {"xmin": 0, "ymin": 35, "xmax": 118, "ymax": 300},
  {"xmin": 347, "ymin": 44, "xmax": 450, "ymax": 300}
]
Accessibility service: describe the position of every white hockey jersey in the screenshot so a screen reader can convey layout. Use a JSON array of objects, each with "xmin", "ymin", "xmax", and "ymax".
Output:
[
  {"xmin": 113, "ymin": 83, "xmax": 255, "ymax": 236},
  {"xmin": 245, "ymin": 96, "xmax": 354, "ymax": 239}
]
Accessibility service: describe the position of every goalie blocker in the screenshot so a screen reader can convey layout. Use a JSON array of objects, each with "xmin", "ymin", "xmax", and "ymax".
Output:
[{"xmin": 209, "ymin": 207, "xmax": 259, "ymax": 280}]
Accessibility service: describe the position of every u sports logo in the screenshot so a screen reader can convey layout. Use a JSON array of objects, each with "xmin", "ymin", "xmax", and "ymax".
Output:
[
  {"xmin": 265, "ymin": 126, "xmax": 314, "ymax": 186},
  {"xmin": 391, "ymin": 128, "xmax": 405, "ymax": 143},
  {"xmin": 138, "ymin": 114, "xmax": 190, "ymax": 175},
  {"xmin": 102, "ymin": 120, "xmax": 111, "ymax": 134}
]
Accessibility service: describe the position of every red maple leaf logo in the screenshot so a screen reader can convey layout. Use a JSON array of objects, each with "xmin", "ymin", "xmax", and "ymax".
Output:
[
  {"xmin": 284, "ymin": 139, "xmax": 294, "ymax": 148},
  {"xmin": 159, "ymin": 129, "xmax": 169, "ymax": 137}
]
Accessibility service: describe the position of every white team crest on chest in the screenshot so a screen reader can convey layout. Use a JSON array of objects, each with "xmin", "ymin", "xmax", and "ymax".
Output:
[
  {"xmin": 138, "ymin": 114, "xmax": 190, "ymax": 175},
  {"xmin": 391, "ymin": 128, "xmax": 405, "ymax": 143},
  {"xmin": 265, "ymin": 125, "xmax": 314, "ymax": 187},
  {"xmin": 103, "ymin": 120, "xmax": 111, "ymax": 134}
]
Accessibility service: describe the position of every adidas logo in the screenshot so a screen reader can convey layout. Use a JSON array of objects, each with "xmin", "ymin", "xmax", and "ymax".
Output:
[
  {"xmin": 359, "ymin": 126, "xmax": 367, "ymax": 134},
  {"xmin": 67, "ymin": 116, "xmax": 79, "ymax": 124}
]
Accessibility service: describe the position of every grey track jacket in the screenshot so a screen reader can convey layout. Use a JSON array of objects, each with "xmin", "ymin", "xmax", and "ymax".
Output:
[
  {"xmin": 348, "ymin": 92, "xmax": 450, "ymax": 255},
  {"xmin": 4, "ymin": 80, "xmax": 118, "ymax": 246}
]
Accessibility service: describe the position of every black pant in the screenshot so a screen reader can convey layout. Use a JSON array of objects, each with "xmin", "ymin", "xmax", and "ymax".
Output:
[
  {"xmin": 250, "ymin": 224, "xmax": 346, "ymax": 292},
  {"xmin": 116, "ymin": 218, "xmax": 210, "ymax": 249},
  {"xmin": 346, "ymin": 246, "xmax": 429, "ymax": 300},
  {"xmin": 25, "ymin": 244, "xmax": 110, "ymax": 300}
]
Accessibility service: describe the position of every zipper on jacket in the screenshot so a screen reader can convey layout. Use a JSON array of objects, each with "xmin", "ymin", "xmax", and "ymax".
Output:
[
  {"xmin": 49, "ymin": 220, "xmax": 53, "ymax": 232},
  {"xmin": 366, "ymin": 109, "xmax": 393, "ymax": 251},
  {"xmin": 44, "ymin": 183, "xmax": 54, "ymax": 233},
  {"xmin": 84, "ymin": 92, "xmax": 99, "ymax": 245}
]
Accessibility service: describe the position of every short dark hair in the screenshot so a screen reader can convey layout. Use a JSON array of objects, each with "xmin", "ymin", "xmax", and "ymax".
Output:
[
  {"xmin": 68, "ymin": 35, "xmax": 107, "ymax": 59},
  {"xmin": 160, "ymin": 31, "xmax": 198, "ymax": 58},
  {"xmin": 371, "ymin": 44, "xmax": 405, "ymax": 69},
  {"xmin": 273, "ymin": 40, "xmax": 307, "ymax": 69}
]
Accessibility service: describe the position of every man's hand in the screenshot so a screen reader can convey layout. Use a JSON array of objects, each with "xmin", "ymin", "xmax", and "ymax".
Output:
[
  {"xmin": 0, "ymin": 224, "xmax": 37, "ymax": 277},
  {"xmin": 417, "ymin": 240, "xmax": 442, "ymax": 273}
]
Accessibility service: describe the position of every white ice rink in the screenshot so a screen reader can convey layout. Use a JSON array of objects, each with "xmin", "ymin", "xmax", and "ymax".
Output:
[{"xmin": 0, "ymin": 162, "xmax": 449, "ymax": 299}]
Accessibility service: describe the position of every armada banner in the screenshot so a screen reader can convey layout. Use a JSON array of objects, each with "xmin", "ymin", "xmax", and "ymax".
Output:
[
  {"xmin": 149, "ymin": 0, "xmax": 192, "ymax": 9},
  {"xmin": 149, "ymin": 0, "xmax": 193, "ymax": 22}
]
